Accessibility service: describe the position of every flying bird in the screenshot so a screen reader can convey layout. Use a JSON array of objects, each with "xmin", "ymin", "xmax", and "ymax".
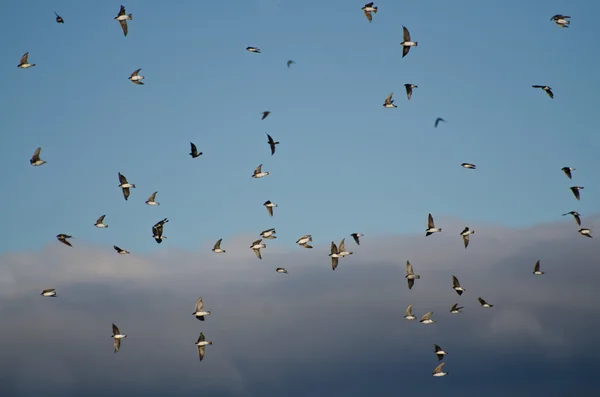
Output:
[
  {"xmin": 450, "ymin": 303, "xmax": 463, "ymax": 314},
  {"xmin": 252, "ymin": 164, "xmax": 269, "ymax": 178},
  {"xmin": 30, "ymin": 147, "xmax": 46, "ymax": 166},
  {"xmin": 41, "ymin": 288, "xmax": 57, "ymax": 297},
  {"xmin": 246, "ymin": 47, "xmax": 261, "ymax": 53},
  {"xmin": 533, "ymin": 260, "xmax": 545, "ymax": 275},
  {"xmin": 351, "ymin": 233, "xmax": 363, "ymax": 245},
  {"xmin": 111, "ymin": 323, "xmax": 127, "ymax": 353},
  {"xmin": 296, "ymin": 235, "xmax": 312, "ymax": 247},
  {"xmin": 452, "ymin": 275, "xmax": 466, "ymax": 296},
  {"xmin": 329, "ymin": 241, "xmax": 341, "ymax": 271},
  {"xmin": 432, "ymin": 362, "xmax": 448, "ymax": 377},
  {"xmin": 551, "ymin": 14, "xmax": 570, "ymax": 28},
  {"xmin": 420, "ymin": 311, "xmax": 436, "ymax": 324},
  {"xmin": 579, "ymin": 228, "xmax": 593, "ymax": 238},
  {"xmin": 426, "ymin": 213, "xmax": 442, "ymax": 236},
  {"xmin": 128, "ymin": 68, "xmax": 144, "ymax": 85},
  {"xmin": 562, "ymin": 211, "xmax": 581, "ymax": 226},
  {"xmin": 404, "ymin": 83, "xmax": 418, "ymax": 100},
  {"xmin": 361, "ymin": 2, "xmax": 378, "ymax": 23},
  {"xmin": 145, "ymin": 191, "xmax": 160, "ymax": 206},
  {"xmin": 54, "ymin": 12, "xmax": 64, "ymax": 23},
  {"xmin": 260, "ymin": 228, "xmax": 277, "ymax": 239},
  {"xmin": 405, "ymin": 261, "xmax": 421, "ymax": 290},
  {"xmin": 189, "ymin": 142, "xmax": 202, "ymax": 158},
  {"xmin": 115, "ymin": 5, "xmax": 132, "ymax": 36},
  {"xmin": 461, "ymin": 163, "xmax": 476, "ymax": 169},
  {"xmin": 152, "ymin": 218, "xmax": 168, "ymax": 243},
  {"xmin": 287, "ymin": 60, "xmax": 295, "ymax": 68},
  {"xmin": 94, "ymin": 215, "xmax": 108, "ymax": 228},
  {"xmin": 264, "ymin": 200, "xmax": 278, "ymax": 216},
  {"xmin": 478, "ymin": 297, "xmax": 494, "ymax": 308},
  {"xmin": 212, "ymin": 238, "xmax": 226, "ymax": 253},
  {"xmin": 56, "ymin": 234, "xmax": 73, "ymax": 247},
  {"xmin": 195, "ymin": 332, "xmax": 212, "ymax": 361},
  {"xmin": 460, "ymin": 227, "xmax": 474, "ymax": 249},
  {"xmin": 404, "ymin": 304, "xmax": 416, "ymax": 320},
  {"xmin": 434, "ymin": 344, "xmax": 447, "ymax": 361},
  {"xmin": 118, "ymin": 172, "xmax": 136, "ymax": 201},
  {"xmin": 276, "ymin": 268, "xmax": 288, "ymax": 274},
  {"xmin": 434, "ymin": 117, "xmax": 445, "ymax": 128},
  {"xmin": 570, "ymin": 186, "xmax": 583, "ymax": 200},
  {"xmin": 400, "ymin": 26, "xmax": 418, "ymax": 57},
  {"xmin": 193, "ymin": 297, "xmax": 212, "ymax": 321},
  {"xmin": 250, "ymin": 239, "xmax": 266, "ymax": 259},
  {"xmin": 114, "ymin": 245, "xmax": 130, "ymax": 255},
  {"xmin": 383, "ymin": 92, "xmax": 397, "ymax": 108},
  {"xmin": 261, "ymin": 111, "xmax": 271, "ymax": 120},
  {"xmin": 266, "ymin": 133, "xmax": 279, "ymax": 155},
  {"xmin": 561, "ymin": 167, "xmax": 575, "ymax": 179},
  {"xmin": 532, "ymin": 85, "xmax": 554, "ymax": 99},
  {"xmin": 337, "ymin": 238, "xmax": 353, "ymax": 257},
  {"xmin": 18, "ymin": 52, "xmax": 35, "ymax": 68}
]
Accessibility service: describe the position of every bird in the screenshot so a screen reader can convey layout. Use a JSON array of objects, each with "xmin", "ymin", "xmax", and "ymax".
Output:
[
  {"xmin": 94, "ymin": 215, "xmax": 108, "ymax": 228},
  {"xmin": 562, "ymin": 211, "xmax": 581, "ymax": 226},
  {"xmin": 261, "ymin": 111, "xmax": 271, "ymax": 120},
  {"xmin": 434, "ymin": 117, "xmax": 445, "ymax": 128},
  {"xmin": 404, "ymin": 83, "xmax": 418, "ymax": 100},
  {"xmin": 56, "ymin": 234, "xmax": 73, "ymax": 247},
  {"xmin": 252, "ymin": 164, "xmax": 269, "ymax": 178},
  {"xmin": 250, "ymin": 239, "xmax": 266, "ymax": 259},
  {"xmin": 152, "ymin": 218, "xmax": 168, "ymax": 244},
  {"xmin": 533, "ymin": 260, "xmax": 545, "ymax": 275},
  {"xmin": 118, "ymin": 172, "xmax": 136, "ymax": 201},
  {"xmin": 287, "ymin": 60, "xmax": 295, "ymax": 68},
  {"xmin": 111, "ymin": 323, "xmax": 127, "ymax": 353},
  {"xmin": 579, "ymin": 228, "xmax": 593, "ymax": 238},
  {"xmin": 114, "ymin": 5, "xmax": 132, "ymax": 36},
  {"xmin": 426, "ymin": 213, "xmax": 442, "ymax": 236},
  {"xmin": 532, "ymin": 85, "xmax": 554, "ymax": 99},
  {"xmin": 212, "ymin": 238, "xmax": 225, "ymax": 253},
  {"xmin": 460, "ymin": 227, "xmax": 474, "ymax": 249},
  {"xmin": 478, "ymin": 297, "xmax": 494, "ymax": 308},
  {"xmin": 405, "ymin": 261, "xmax": 421, "ymax": 290},
  {"xmin": 41, "ymin": 289, "xmax": 57, "ymax": 297},
  {"xmin": 452, "ymin": 275, "xmax": 466, "ymax": 296},
  {"xmin": 461, "ymin": 163, "xmax": 476, "ymax": 169},
  {"xmin": 260, "ymin": 228, "xmax": 277, "ymax": 239},
  {"xmin": 432, "ymin": 362, "xmax": 448, "ymax": 377},
  {"xmin": 361, "ymin": 2, "xmax": 378, "ymax": 23},
  {"xmin": 189, "ymin": 142, "xmax": 202, "ymax": 158},
  {"xmin": 246, "ymin": 47, "xmax": 261, "ymax": 53},
  {"xmin": 551, "ymin": 14, "xmax": 570, "ymax": 28},
  {"xmin": 192, "ymin": 297, "xmax": 212, "ymax": 321},
  {"xmin": 30, "ymin": 147, "xmax": 46, "ymax": 166},
  {"xmin": 404, "ymin": 304, "xmax": 416, "ymax": 320},
  {"xmin": 54, "ymin": 12, "xmax": 64, "ymax": 23},
  {"xmin": 114, "ymin": 245, "xmax": 130, "ymax": 255},
  {"xmin": 266, "ymin": 133, "xmax": 279, "ymax": 155},
  {"xmin": 450, "ymin": 303, "xmax": 464, "ymax": 314},
  {"xmin": 145, "ymin": 191, "xmax": 160, "ymax": 206},
  {"xmin": 420, "ymin": 312, "xmax": 436, "ymax": 324},
  {"xmin": 264, "ymin": 200, "xmax": 278, "ymax": 216},
  {"xmin": 561, "ymin": 166, "xmax": 575, "ymax": 179},
  {"xmin": 296, "ymin": 235, "xmax": 312, "ymax": 246},
  {"xmin": 17, "ymin": 52, "xmax": 35, "ymax": 68},
  {"xmin": 383, "ymin": 92, "xmax": 397, "ymax": 108},
  {"xmin": 195, "ymin": 332, "xmax": 212, "ymax": 361},
  {"xmin": 337, "ymin": 238, "xmax": 353, "ymax": 257},
  {"xmin": 351, "ymin": 233, "xmax": 363, "ymax": 245},
  {"xmin": 276, "ymin": 268, "xmax": 288, "ymax": 274},
  {"xmin": 329, "ymin": 241, "xmax": 341, "ymax": 271},
  {"xmin": 434, "ymin": 344, "xmax": 447, "ymax": 361},
  {"xmin": 570, "ymin": 186, "xmax": 584, "ymax": 200},
  {"xmin": 128, "ymin": 68, "xmax": 144, "ymax": 85},
  {"xmin": 400, "ymin": 26, "xmax": 418, "ymax": 57}
]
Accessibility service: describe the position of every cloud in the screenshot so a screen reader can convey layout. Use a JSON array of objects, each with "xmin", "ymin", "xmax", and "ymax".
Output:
[{"xmin": 0, "ymin": 216, "xmax": 598, "ymax": 396}]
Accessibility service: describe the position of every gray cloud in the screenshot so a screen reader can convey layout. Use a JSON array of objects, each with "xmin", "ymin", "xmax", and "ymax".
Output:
[{"xmin": 0, "ymin": 217, "xmax": 598, "ymax": 396}]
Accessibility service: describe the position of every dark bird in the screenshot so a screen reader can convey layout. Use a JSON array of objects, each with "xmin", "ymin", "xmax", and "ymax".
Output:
[
  {"xmin": 434, "ymin": 344, "xmax": 448, "ymax": 361},
  {"xmin": 152, "ymin": 218, "xmax": 169, "ymax": 244},
  {"xmin": 287, "ymin": 60, "xmax": 295, "ymax": 68},
  {"xmin": 434, "ymin": 117, "xmax": 445, "ymax": 128},
  {"xmin": 54, "ymin": 12, "xmax": 64, "ymax": 23},
  {"xmin": 404, "ymin": 83, "xmax": 418, "ymax": 100},
  {"xmin": 114, "ymin": 5, "xmax": 132, "ymax": 36},
  {"xmin": 400, "ymin": 26, "xmax": 418, "ymax": 57},
  {"xmin": 57, "ymin": 234, "xmax": 73, "ymax": 247},
  {"xmin": 118, "ymin": 172, "xmax": 136, "ymax": 201},
  {"xmin": 261, "ymin": 111, "xmax": 271, "ymax": 120},
  {"xmin": 562, "ymin": 211, "xmax": 581, "ymax": 226},
  {"xmin": 351, "ymin": 233, "xmax": 363, "ymax": 245},
  {"xmin": 246, "ymin": 47, "xmax": 261, "ymax": 53},
  {"xmin": 189, "ymin": 142, "xmax": 202, "ymax": 158},
  {"xmin": 561, "ymin": 167, "xmax": 575, "ymax": 179},
  {"xmin": 579, "ymin": 228, "xmax": 593, "ymax": 238},
  {"xmin": 550, "ymin": 15, "xmax": 570, "ymax": 28},
  {"xmin": 570, "ymin": 186, "xmax": 583, "ymax": 200},
  {"xmin": 30, "ymin": 147, "xmax": 46, "ymax": 166},
  {"xmin": 533, "ymin": 260, "xmax": 545, "ymax": 275},
  {"xmin": 532, "ymin": 85, "xmax": 554, "ymax": 99},
  {"xmin": 266, "ymin": 133, "xmax": 279, "ymax": 155}
]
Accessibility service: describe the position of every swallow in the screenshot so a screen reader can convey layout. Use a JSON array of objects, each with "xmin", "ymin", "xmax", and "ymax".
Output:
[
  {"xmin": 435, "ymin": 117, "xmax": 445, "ymax": 128},
  {"xmin": 351, "ymin": 233, "xmax": 363, "ymax": 245},
  {"xmin": 18, "ymin": 52, "xmax": 35, "ymax": 68},
  {"xmin": 128, "ymin": 68, "xmax": 144, "ymax": 85},
  {"xmin": 56, "ymin": 234, "xmax": 73, "ymax": 247},
  {"xmin": 118, "ymin": 172, "xmax": 136, "ymax": 201},
  {"xmin": 532, "ymin": 85, "xmax": 554, "ymax": 99},
  {"xmin": 362, "ymin": 2, "xmax": 378, "ymax": 23},
  {"xmin": 189, "ymin": 142, "xmax": 202, "ymax": 158},
  {"xmin": 246, "ymin": 47, "xmax": 261, "ymax": 53},
  {"xmin": 562, "ymin": 211, "xmax": 581, "ymax": 226},
  {"xmin": 400, "ymin": 26, "xmax": 418, "ymax": 57},
  {"xmin": 266, "ymin": 133, "xmax": 279, "ymax": 155},
  {"xmin": 287, "ymin": 60, "xmax": 295, "ymax": 68},
  {"xmin": 570, "ymin": 186, "xmax": 583, "ymax": 200},
  {"xmin": 115, "ymin": 5, "xmax": 133, "ymax": 36},
  {"xmin": 383, "ymin": 92, "xmax": 397, "ymax": 108},
  {"xmin": 54, "ymin": 12, "xmax": 64, "ymax": 23},
  {"xmin": 114, "ymin": 245, "xmax": 130, "ymax": 255},
  {"xmin": 30, "ymin": 147, "xmax": 46, "ymax": 166},
  {"xmin": 561, "ymin": 167, "xmax": 575, "ymax": 179},
  {"xmin": 404, "ymin": 83, "xmax": 418, "ymax": 100},
  {"xmin": 261, "ymin": 111, "xmax": 271, "ymax": 120}
]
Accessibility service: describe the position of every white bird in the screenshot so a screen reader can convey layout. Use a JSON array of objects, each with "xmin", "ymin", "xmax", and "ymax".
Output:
[
  {"xmin": 426, "ymin": 213, "xmax": 442, "ymax": 236},
  {"xmin": 41, "ymin": 288, "xmax": 57, "ymax": 297},
  {"xmin": 94, "ymin": 215, "xmax": 108, "ymax": 228},
  {"xmin": 404, "ymin": 304, "xmax": 416, "ymax": 320},
  {"xmin": 250, "ymin": 239, "xmax": 266, "ymax": 259},
  {"xmin": 145, "ymin": 191, "xmax": 160, "ymax": 206},
  {"xmin": 252, "ymin": 164, "xmax": 269, "ymax": 178},
  {"xmin": 432, "ymin": 362, "xmax": 448, "ymax": 377},
  {"xmin": 212, "ymin": 238, "xmax": 226, "ymax": 253},
  {"xmin": 192, "ymin": 297, "xmax": 212, "ymax": 321},
  {"xmin": 420, "ymin": 311, "xmax": 436, "ymax": 324}
]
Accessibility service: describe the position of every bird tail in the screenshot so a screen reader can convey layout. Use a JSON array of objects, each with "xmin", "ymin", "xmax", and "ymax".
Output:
[
  {"xmin": 415, "ymin": 275, "xmax": 421, "ymax": 279},
  {"xmin": 414, "ymin": 42, "xmax": 418, "ymax": 46},
  {"xmin": 373, "ymin": 7, "xmax": 378, "ymax": 13},
  {"xmin": 131, "ymin": 184, "xmax": 136, "ymax": 188},
  {"xmin": 128, "ymin": 13, "xmax": 133, "ymax": 20}
]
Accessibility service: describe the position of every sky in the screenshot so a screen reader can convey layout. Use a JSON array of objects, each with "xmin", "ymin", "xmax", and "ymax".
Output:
[{"xmin": 0, "ymin": 0, "xmax": 599, "ymax": 395}]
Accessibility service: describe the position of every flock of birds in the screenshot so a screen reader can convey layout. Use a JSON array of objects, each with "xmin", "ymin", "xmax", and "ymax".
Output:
[{"xmin": 18, "ymin": 4, "xmax": 584, "ymax": 378}]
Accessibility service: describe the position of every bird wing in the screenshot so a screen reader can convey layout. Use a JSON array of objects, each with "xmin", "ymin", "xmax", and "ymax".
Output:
[
  {"xmin": 20, "ymin": 52, "xmax": 29, "ymax": 64},
  {"xmin": 404, "ymin": 84, "xmax": 412, "ymax": 100},
  {"xmin": 402, "ymin": 46, "xmax": 410, "ymax": 57},
  {"xmin": 130, "ymin": 68, "xmax": 141, "ymax": 77},
  {"xmin": 421, "ymin": 312, "xmax": 432, "ymax": 321},
  {"xmin": 214, "ymin": 239, "xmax": 222, "ymax": 249},
  {"xmin": 254, "ymin": 164, "xmax": 263, "ymax": 174},
  {"xmin": 428, "ymin": 213, "xmax": 435, "ymax": 229},
  {"xmin": 261, "ymin": 111, "xmax": 270, "ymax": 120},
  {"xmin": 402, "ymin": 26, "xmax": 411, "ymax": 42},
  {"xmin": 148, "ymin": 191, "xmax": 157, "ymax": 202},
  {"xmin": 330, "ymin": 241, "xmax": 338, "ymax": 254},
  {"xmin": 117, "ymin": 5, "xmax": 126, "ymax": 16},
  {"xmin": 251, "ymin": 239, "xmax": 262, "ymax": 246},
  {"xmin": 534, "ymin": 260, "xmax": 540, "ymax": 272},
  {"xmin": 198, "ymin": 345, "xmax": 206, "ymax": 361},
  {"xmin": 452, "ymin": 275, "xmax": 460, "ymax": 288},
  {"xmin": 253, "ymin": 248, "xmax": 262, "ymax": 259},
  {"xmin": 433, "ymin": 362, "xmax": 445, "ymax": 374},
  {"xmin": 363, "ymin": 10, "xmax": 372, "ymax": 22},
  {"xmin": 571, "ymin": 187, "xmax": 580, "ymax": 200},
  {"xmin": 352, "ymin": 234, "xmax": 360, "ymax": 245},
  {"xmin": 112, "ymin": 323, "xmax": 120, "ymax": 335},
  {"xmin": 384, "ymin": 92, "xmax": 393, "ymax": 104},
  {"xmin": 405, "ymin": 304, "xmax": 413, "ymax": 316},
  {"xmin": 190, "ymin": 142, "xmax": 197, "ymax": 155},
  {"xmin": 407, "ymin": 278, "xmax": 414, "ymax": 289},
  {"xmin": 338, "ymin": 238, "xmax": 346, "ymax": 252},
  {"xmin": 266, "ymin": 206, "xmax": 274, "ymax": 217},
  {"xmin": 331, "ymin": 256, "xmax": 339, "ymax": 270},
  {"xmin": 562, "ymin": 168, "xmax": 572, "ymax": 179},
  {"xmin": 198, "ymin": 332, "xmax": 206, "ymax": 343},
  {"xmin": 546, "ymin": 89, "xmax": 554, "ymax": 99},
  {"xmin": 119, "ymin": 19, "xmax": 128, "ymax": 36},
  {"xmin": 113, "ymin": 338, "xmax": 121, "ymax": 353},
  {"xmin": 478, "ymin": 297, "xmax": 486, "ymax": 305},
  {"xmin": 122, "ymin": 187, "xmax": 130, "ymax": 201},
  {"xmin": 195, "ymin": 297, "xmax": 204, "ymax": 312},
  {"xmin": 463, "ymin": 234, "xmax": 469, "ymax": 249},
  {"xmin": 118, "ymin": 173, "xmax": 128, "ymax": 184},
  {"xmin": 574, "ymin": 213, "xmax": 581, "ymax": 225},
  {"xmin": 96, "ymin": 215, "xmax": 106, "ymax": 224},
  {"xmin": 406, "ymin": 261, "xmax": 414, "ymax": 275},
  {"xmin": 31, "ymin": 147, "xmax": 41, "ymax": 161},
  {"xmin": 113, "ymin": 245, "xmax": 121, "ymax": 252}
]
